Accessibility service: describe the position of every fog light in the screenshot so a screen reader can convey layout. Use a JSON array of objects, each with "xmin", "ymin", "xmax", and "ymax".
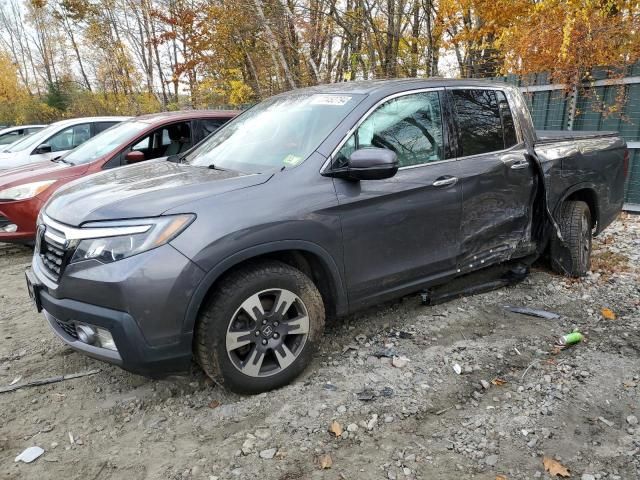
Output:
[
  {"xmin": 1, "ymin": 223, "xmax": 17, "ymax": 233},
  {"xmin": 96, "ymin": 327, "xmax": 117, "ymax": 351},
  {"xmin": 76, "ymin": 324, "xmax": 97, "ymax": 344}
]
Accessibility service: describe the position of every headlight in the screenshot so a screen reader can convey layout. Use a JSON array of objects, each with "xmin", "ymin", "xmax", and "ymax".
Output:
[
  {"xmin": 70, "ymin": 214, "xmax": 195, "ymax": 264},
  {"xmin": 0, "ymin": 180, "xmax": 56, "ymax": 200}
]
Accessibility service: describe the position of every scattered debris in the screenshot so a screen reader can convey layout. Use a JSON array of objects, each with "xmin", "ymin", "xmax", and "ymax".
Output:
[
  {"xmin": 601, "ymin": 307, "xmax": 616, "ymax": 320},
  {"xmin": 556, "ymin": 332, "xmax": 584, "ymax": 347},
  {"xmin": 542, "ymin": 456, "xmax": 570, "ymax": 477},
  {"xmin": 380, "ymin": 386, "xmax": 394, "ymax": 397},
  {"xmin": 504, "ymin": 305, "xmax": 560, "ymax": 319},
  {"xmin": 598, "ymin": 416, "xmax": 615, "ymax": 428},
  {"xmin": 356, "ymin": 389, "xmax": 376, "ymax": 401},
  {"xmin": 208, "ymin": 400, "xmax": 221, "ymax": 409},
  {"xmin": 68, "ymin": 432, "xmax": 75, "ymax": 445},
  {"xmin": 453, "ymin": 363, "xmax": 462, "ymax": 375},
  {"xmin": 259, "ymin": 448, "xmax": 277, "ymax": 460},
  {"xmin": 372, "ymin": 348, "xmax": 398, "ymax": 358},
  {"xmin": 491, "ymin": 378, "xmax": 508, "ymax": 386},
  {"xmin": 9, "ymin": 376, "xmax": 21, "ymax": 386},
  {"xmin": 627, "ymin": 415, "xmax": 638, "ymax": 426},
  {"xmin": 0, "ymin": 369, "xmax": 101, "ymax": 394},
  {"xmin": 316, "ymin": 453, "xmax": 333, "ymax": 469},
  {"xmin": 328, "ymin": 421, "xmax": 343, "ymax": 437},
  {"xmin": 391, "ymin": 356, "xmax": 410, "ymax": 368},
  {"xmin": 14, "ymin": 446, "xmax": 44, "ymax": 463}
]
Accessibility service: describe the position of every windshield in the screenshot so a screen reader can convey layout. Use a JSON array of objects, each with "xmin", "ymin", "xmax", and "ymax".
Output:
[
  {"xmin": 65, "ymin": 121, "xmax": 148, "ymax": 164},
  {"xmin": 184, "ymin": 93, "xmax": 364, "ymax": 173},
  {"xmin": 3, "ymin": 123, "xmax": 63, "ymax": 153}
]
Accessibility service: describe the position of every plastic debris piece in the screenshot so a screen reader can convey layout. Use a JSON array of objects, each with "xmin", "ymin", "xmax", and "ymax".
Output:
[
  {"xmin": 556, "ymin": 332, "xmax": 583, "ymax": 346},
  {"xmin": 15, "ymin": 446, "xmax": 44, "ymax": 463},
  {"xmin": 356, "ymin": 389, "xmax": 376, "ymax": 401},
  {"xmin": 453, "ymin": 363, "xmax": 462, "ymax": 375},
  {"xmin": 504, "ymin": 306, "xmax": 560, "ymax": 320}
]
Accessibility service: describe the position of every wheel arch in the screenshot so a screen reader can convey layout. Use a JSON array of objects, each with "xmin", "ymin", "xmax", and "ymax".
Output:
[
  {"xmin": 555, "ymin": 183, "xmax": 600, "ymax": 232},
  {"xmin": 182, "ymin": 241, "xmax": 348, "ymax": 335}
]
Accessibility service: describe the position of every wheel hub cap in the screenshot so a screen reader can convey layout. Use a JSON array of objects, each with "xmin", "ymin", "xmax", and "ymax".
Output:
[{"xmin": 226, "ymin": 288, "xmax": 310, "ymax": 378}]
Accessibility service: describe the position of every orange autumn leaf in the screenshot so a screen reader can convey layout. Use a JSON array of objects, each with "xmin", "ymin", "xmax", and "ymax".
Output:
[
  {"xmin": 492, "ymin": 378, "xmax": 508, "ymax": 386},
  {"xmin": 329, "ymin": 420, "xmax": 343, "ymax": 437},
  {"xmin": 496, "ymin": 476, "xmax": 508, "ymax": 480},
  {"xmin": 543, "ymin": 456, "xmax": 570, "ymax": 477},
  {"xmin": 316, "ymin": 453, "xmax": 333, "ymax": 469},
  {"xmin": 601, "ymin": 308, "xmax": 616, "ymax": 320}
]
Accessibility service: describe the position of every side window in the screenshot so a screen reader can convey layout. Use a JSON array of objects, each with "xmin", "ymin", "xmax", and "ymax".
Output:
[
  {"xmin": 46, "ymin": 124, "xmax": 91, "ymax": 152},
  {"xmin": 334, "ymin": 91, "xmax": 444, "ymax": 169},
  {"xmin": 201, "ymin": 119, "xmax": 224, "ymax": 137},
  {"xmin": 495, "ymin": 91, "xmax": 518, "ymax": 148},
  {"xmin": 95, "ymin": 122, "xmax": 119, "ymax": 134},
  {"xmin": 451, "ymin": 90, "xmax": 504, "ymax": 156},
  {"xmin": 128, "ymin": 122, "xmax": 192, "ymax": 161}
]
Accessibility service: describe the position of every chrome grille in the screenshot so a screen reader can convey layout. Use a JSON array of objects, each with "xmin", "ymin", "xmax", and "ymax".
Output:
[{"xmin": 37, "ymin": 217, "xmax": 74, "ymax": 281}]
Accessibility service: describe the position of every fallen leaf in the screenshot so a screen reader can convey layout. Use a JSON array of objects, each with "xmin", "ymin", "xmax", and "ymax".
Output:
[
  {"xmin": 491, "ymin": 378, "xmax": 508, "ymax": 386},
  {"xmin": 208, "ymin": 400, "xmax": 221, "ymax": 409},
  {"xmin": 601, "ymin": 308, "xmax": 616, "ymax": 320},
  {"xmin": 543, "ymin": 456, "xmax": 570, "ymax": 477},
  {"xmin": 316, "ymin": 453, "xmax": 333, "ymax": 469},
  {"xmin": 329, "ymin": 420, "xmax": 343, "ymax": 437},
  {"xmin": 496, "ymin": 476, "xmax": 508, "ymax": 480}
]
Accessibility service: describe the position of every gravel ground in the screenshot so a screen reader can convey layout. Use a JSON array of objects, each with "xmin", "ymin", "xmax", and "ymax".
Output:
[{"xmin": 1, "ymin": 214, "xmax": 638, "ymax": 480}]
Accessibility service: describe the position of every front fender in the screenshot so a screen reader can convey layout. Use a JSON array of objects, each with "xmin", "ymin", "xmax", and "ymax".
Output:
[{"xmin": 181, "ymin": 240, "xmax": 348, "ymax": 335}]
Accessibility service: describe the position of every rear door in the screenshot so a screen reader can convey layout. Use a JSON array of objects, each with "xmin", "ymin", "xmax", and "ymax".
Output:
[
  {"xmin": 330, "ymin": 89, "xmax": 464, "ymax": 308},
  {"xmin": 448, "ymin": 88, "xmax": 536, "ymax": 273}
]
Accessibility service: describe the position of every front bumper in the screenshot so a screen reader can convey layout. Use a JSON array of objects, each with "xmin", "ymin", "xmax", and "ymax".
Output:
[
  {"xmin": 0, "ymin": 197, "xmax": 42, "ymax": 243},
  {"xmin": 31, "ymin": 242, "xmax": 206, "ymax": 377}
]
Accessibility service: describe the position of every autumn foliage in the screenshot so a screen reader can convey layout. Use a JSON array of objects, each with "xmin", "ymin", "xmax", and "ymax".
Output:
[{"xmin": 0, "ymin": 0, "xmax": 638, "ymax": 124}]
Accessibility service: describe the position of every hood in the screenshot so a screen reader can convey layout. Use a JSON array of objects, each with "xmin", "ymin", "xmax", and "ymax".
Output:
[
  {"xmin": 0, "ymin": 160, "xmax": 86, "ymax": 188},
  {"xmin": 0, "ymin": 149, "xmax": 31, "ymax": 169},
  {"xmin": 45, "ymin": 159, "xmax": 272, "ymax": 225}
]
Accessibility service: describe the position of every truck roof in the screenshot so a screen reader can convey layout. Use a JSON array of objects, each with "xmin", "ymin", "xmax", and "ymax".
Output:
[{"xmin": 279, "ymin": 78, "xmax": 515, "ymax": 96}]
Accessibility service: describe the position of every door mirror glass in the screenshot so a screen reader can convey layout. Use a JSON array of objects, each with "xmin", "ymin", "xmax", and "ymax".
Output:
[
  {"xmin": 125, "ymin": 150, "xmax": 146, "ymax": 164},
  {"xmin": 326, "ymin": 148, "xmax": 398, "ymax": 181},
  {"xmin": 34, "ymin": 143, "xmax": 52, "ymax": 154}
]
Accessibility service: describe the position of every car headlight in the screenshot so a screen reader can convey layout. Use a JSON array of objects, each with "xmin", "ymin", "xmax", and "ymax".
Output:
[
  {"xmin": 69, "ymin": 214, "xmax": 195, "ymax": 264},
  {"xmin": 0, "ymin": 180, "xmax": 56, "ymax": 200}
]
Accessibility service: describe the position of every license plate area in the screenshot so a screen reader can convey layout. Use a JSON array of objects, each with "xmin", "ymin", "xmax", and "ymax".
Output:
[{"xmin": 25, "ymin": 270, "xmax": 43, "ymax": 312}]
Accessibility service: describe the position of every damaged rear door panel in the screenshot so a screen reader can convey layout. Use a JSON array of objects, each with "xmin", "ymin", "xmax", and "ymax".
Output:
[{"xmin": 448, "ymin": 88, "xmax": 538, "ymax": 273}]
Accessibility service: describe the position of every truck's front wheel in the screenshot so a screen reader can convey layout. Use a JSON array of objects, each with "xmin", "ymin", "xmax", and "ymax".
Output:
[
  {"xmin": 195, "ymin": 260, "xmax": 325, "ymax": 394},
  {"xmin": 551, "ymin": 200, "xmax": 592, "ymax": 277}
]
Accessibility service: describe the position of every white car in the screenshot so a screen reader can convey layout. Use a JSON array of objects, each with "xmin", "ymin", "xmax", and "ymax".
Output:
[
  {"xmin": 0, "ymin": 125, "xmax": 47, "ymax": 146},
  {"xmin": 0, "ymin": 117, "xmax": 130, "ymax": 170}
]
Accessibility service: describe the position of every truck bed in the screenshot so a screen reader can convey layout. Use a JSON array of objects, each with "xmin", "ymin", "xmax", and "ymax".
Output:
[{"xmin": 535, "ymin": 130, "xmax": 619, "ymax": 144}]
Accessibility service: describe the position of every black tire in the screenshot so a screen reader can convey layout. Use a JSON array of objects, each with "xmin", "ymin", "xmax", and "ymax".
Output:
[
  {"xmin": 194, "ymin": 260, "xmax": 325, "ymax": 394},
  {"xmin": 550, "ymin": 200, "xmax": 592, "ymax": 277}
]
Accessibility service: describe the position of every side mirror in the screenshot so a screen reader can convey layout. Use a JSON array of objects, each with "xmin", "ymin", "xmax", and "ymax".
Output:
[
  {"xmin": 326, "ymin": 148, "xmax": 399, "ymax": 181},
  {"xmin": 125, "ymin": 151, "xmax": 146, "ymax": 164},
  {"xmin": 34, "ymin": 144, "xmax": 52, "ymax": 154}
]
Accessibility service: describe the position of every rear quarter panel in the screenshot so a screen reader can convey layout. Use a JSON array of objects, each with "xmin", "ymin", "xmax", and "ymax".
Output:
[{"xmin": 536, "ymin": 135, "xmax": 626, "ymax": 232}]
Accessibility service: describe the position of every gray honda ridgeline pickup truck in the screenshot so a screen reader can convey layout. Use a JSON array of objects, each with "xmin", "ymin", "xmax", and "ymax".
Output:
[{"xmin": 26, "ymin": 79, "xmax": 627, "ymax": 393}]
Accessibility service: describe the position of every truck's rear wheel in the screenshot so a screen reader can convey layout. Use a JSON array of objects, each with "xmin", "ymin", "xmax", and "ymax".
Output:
[
  {"xmin": 551, "ymin": 200, "xmax": 592, "ymax": 277},
  {"xmin": 195, "ymin": 260, "xmax": 325, "ymax": 394}
]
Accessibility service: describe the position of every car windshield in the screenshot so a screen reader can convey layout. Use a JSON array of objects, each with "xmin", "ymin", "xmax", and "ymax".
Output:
[
  {"xmin": 65, "ymin": 121, "xmax": 149, "ymax": 164},
  {"xmin": 184, "ymin": 93, "xmax": 364, "ymax": 173},
  {"xmin": 3, "ymin": 123, "xmax": 63, "ymax": 153}
]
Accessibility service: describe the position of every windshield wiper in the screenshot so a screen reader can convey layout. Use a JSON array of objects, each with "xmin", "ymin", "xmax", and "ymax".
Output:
[
  {"xmin": 51, "ymin": 156, "xmax": 74, "ymax": 165},
  {"xmin": 208, "ymin": 164, "xmax": 229, "ymax": 172}
]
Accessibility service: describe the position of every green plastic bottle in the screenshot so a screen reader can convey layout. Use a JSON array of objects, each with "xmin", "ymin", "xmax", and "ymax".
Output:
[{"xmin": 557, "ymin": 332, "xmax": 583, "ymax": 346}]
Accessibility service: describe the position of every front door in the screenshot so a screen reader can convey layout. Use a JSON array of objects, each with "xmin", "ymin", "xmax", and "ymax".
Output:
[
  {"xmin": 329, "ymin": 89, "xmax": 463, "ymax": 308},
  {"xmin": 448, "ymin": 88, "xmax": 537, "ymax": 272}
]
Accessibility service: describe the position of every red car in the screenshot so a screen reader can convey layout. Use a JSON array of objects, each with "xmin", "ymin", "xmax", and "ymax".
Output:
[{"xmin": 0, "ymin": 110, "xmax": 237, "ymax": 243}]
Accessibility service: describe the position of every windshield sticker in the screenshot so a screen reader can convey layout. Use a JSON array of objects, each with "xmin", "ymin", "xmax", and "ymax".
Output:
[
  {"xmin": 310, "ymin": 95, "xmax": 352, "ymax": 106},
  {"xmin": 283, "ymin": 154, "xmax": 303, "ymax": 167}
]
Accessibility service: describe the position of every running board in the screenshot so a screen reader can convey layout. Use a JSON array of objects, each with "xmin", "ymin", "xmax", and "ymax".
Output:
[{"xmin": 420, "ymin": 262, "xmax": 529, "ymax": 306}]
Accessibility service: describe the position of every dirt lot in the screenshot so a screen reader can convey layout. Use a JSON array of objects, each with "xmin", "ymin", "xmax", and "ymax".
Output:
[{"xmin": 1, "ymin": 215, "xmax": 638, "ymax": 480}]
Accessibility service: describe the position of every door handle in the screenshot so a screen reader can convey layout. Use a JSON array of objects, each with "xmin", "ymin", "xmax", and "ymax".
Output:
[
  {"xmin": 510, "ymin": 159, "xmax": 529, "ymax": 170},
  {"xmin": 432, "ymin": 176, "xmax": 458, "ymax": 187}
]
